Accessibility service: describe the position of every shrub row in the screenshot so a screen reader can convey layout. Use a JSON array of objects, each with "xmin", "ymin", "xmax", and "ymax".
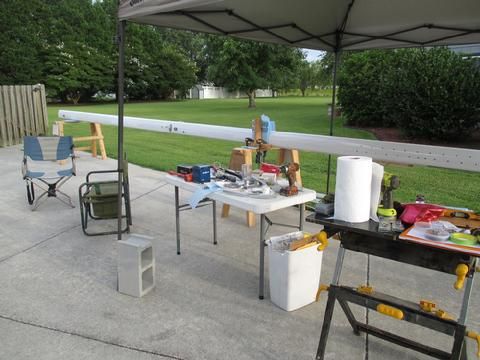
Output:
[{"xmin": 338, "ymin": 48, "xmax": 480, "ymax": 140}]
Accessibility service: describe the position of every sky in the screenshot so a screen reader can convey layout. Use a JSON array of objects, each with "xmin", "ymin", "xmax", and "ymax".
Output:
[{"xmin": 304, "ymin": 49, "xmax": 324, "ymax": 62}]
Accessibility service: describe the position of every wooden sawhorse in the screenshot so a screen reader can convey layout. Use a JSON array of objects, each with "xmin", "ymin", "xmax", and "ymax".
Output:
[{"xmin": 54, "ymin": 120, "xmax": 107, "ymax": 160}]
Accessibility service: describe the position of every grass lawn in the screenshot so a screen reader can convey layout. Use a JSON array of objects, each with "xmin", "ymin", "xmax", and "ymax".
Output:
[{"xmin": 47, "ymin": 97, "xmax": 478, "ymax": 212}]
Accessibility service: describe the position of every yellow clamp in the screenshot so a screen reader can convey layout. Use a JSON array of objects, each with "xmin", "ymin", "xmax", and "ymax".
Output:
[
  {"xmin": 316, "ymin": 284, "xmax": 330, "ymax": 302},
  {"xmin": 357, "ymin": 285, "xmax": 374, "ymax": 295},
  {"xmin": 435, "ymin": 309, "xmax": 453, "ymax": 321},
  {"xmin": 377, "ymin": 304, "xmax": 404, "ymax": 320},
  {"xmin": 454, "ymin": 264, "xmax": 469, "ymax": 290},
  {"xmin": 419, "ymin": 300, "xmax": 436, "ymax": 313},
  {"xmin": 467, "ymin": 331, "xmax": 480, "ymax": 357},
  {"xmin": 314, "ymin": 231, "xmax": 329, "ymax": 251}
]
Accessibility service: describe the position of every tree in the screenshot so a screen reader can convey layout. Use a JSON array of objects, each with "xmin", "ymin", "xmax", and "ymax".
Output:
[
  {"xmin": 0, "ymin": 0, "xmax": 46, "ymax": 84},
  {"xmin": 206, "ymin": 37, "xmax": 302, "ymax": 107},
  {"xmin": 125, "ymin": 24, "xmax": 197, "ymax": 100},
  {"xmin": 296, "ymin": 60, "xmax": 313, "ymax": 96}
]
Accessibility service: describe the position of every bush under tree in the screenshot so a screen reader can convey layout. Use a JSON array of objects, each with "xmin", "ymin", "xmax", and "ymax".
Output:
[{"xmin": 338, "ymin": 48, "xmax": 480, "ymax": 141}]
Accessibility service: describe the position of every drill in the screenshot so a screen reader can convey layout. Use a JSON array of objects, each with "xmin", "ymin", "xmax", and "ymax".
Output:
[
  {"xmin": 377, "ymin": 172, "xmax": 400, "ymax": 217},
  {"xmin": 279, "ymin": 163, "xmax": 300, "ymax": 196}
]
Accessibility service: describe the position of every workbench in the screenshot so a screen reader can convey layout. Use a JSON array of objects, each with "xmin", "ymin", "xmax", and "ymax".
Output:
[
  {"xmin": 165, "ymin": 174, "xmax": 316, "ymax": 299},
  {"xmin": 306, "ymin": 214, "xmax": 478, "ymax": 360}
]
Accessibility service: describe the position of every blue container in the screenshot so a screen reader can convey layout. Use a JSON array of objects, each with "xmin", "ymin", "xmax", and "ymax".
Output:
[{"xmin": 192, "ymin": 165, "xmax": 211, "ymax": 183}]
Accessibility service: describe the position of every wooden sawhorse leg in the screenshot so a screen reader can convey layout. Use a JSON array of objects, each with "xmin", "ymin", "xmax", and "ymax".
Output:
[{"xmin": 221, "ymin": 147, "xmax": 255, "ymax": 227}]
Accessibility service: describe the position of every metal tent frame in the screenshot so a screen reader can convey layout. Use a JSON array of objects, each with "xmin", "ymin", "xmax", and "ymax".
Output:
[{"xmin": 114, "ymin": 0, "xmax": 480, "ymax": 239}]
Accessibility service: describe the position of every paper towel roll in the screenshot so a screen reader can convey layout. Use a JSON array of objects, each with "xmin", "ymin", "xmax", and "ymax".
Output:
[{"xmin": 334, "ymin": 156, "xmax": 372, "ymax": 223}]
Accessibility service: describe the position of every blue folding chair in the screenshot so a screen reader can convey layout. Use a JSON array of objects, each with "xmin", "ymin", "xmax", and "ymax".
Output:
[{"xmin": 22, "ymin": 136, "xmax": 76, "ymax": 210}]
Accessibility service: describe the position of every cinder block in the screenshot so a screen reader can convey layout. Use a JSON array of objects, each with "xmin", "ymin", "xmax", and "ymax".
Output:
[{"xmin": 118, "ymin": 234, "xmax": 155, "ymax": 297}]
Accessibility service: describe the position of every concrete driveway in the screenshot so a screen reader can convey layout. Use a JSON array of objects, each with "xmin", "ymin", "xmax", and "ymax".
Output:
[{"xmin": 0, "ymin": 144, "xmax": 478, "ymax": 360}]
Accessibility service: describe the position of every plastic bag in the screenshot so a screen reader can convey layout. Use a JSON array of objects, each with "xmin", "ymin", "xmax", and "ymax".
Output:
[{"xmin": 399, "ymin": 203, "xmax": 445, "ymax": 226}]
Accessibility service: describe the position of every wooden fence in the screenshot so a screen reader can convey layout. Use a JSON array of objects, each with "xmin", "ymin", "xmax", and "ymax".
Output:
[{"xmin": 0, "ymin": 84, "xmax": 49, "ymax": 147}]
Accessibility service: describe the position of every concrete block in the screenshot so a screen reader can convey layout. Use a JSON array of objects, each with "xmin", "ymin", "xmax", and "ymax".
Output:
[{"xmin": 118, "ymin": 234, "xmax": 155, "ymax": 297}]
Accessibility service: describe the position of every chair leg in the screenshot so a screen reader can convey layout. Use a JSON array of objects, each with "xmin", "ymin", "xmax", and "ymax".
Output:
[{"xmin": 28, "ymin": 177, "xmax": 75, "ymax": 210}]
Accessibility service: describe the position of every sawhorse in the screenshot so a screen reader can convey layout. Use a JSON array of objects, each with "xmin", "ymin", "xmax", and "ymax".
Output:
[
  {"xmin": 307, "ymin": 215, "xmax": 477, "ymax": 360},
  {"xmin": 54, "ymin": 120, "xmax": 107, "ymax": 160}
]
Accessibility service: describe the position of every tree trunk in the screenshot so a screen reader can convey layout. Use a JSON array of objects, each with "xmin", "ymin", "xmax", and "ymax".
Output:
[
  {"xmin": 301, "ymin": 88, "xmax": 306, "ymax": 97},
  {"xmin": 247, "ymin": 89, "xmax": 256, "ymax": 108}
]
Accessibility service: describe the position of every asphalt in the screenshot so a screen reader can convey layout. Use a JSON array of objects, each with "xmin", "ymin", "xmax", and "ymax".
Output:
[{"xmin": 0, "ymin": 144, "xmax": 479, "ymax": 360}]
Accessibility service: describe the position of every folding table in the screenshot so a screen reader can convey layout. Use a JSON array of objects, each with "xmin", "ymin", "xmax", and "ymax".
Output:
[{"xmin": 165, "ymin": 174, "xmax": 316, "ymax": 299}]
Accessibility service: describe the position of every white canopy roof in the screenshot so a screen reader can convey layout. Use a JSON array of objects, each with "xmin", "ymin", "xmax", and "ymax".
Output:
[{"xmin": 119, "ymin": 0, "xmax": 480, "ymax": 51}]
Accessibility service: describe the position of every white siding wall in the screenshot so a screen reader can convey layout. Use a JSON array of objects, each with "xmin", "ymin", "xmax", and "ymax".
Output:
[{"xmin": 188, "ymin": 85, "xmax": 272, "ymax": 99}]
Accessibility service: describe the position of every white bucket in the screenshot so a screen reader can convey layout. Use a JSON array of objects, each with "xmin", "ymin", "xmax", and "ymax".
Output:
[{"xmin": 267, "ymin": 232, "xmax": 323, "ymax": 311}]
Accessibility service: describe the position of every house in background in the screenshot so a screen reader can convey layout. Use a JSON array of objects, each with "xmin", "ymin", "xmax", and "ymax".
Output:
[{"xmin": 187, "ymin": 85, "xmax": 273, "ymax": 99}]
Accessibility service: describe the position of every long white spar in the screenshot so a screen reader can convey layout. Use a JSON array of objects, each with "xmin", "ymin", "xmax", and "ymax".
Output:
[{"xmin": 58, "ymin": 110, "xmax": 480, "ymax": 172}]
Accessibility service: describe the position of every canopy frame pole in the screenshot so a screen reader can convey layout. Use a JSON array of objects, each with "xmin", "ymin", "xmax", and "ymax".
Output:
[
  {"xmin": 117, "ymin": 19, "xmax": 126, "ymax": 240},
  {"xmin": 326, "ymin": 49, "xmax": 341, "ymax": 194},
  {"xmin": 325, "ymin": 0, "xmax": 353, "ymax": 194}
]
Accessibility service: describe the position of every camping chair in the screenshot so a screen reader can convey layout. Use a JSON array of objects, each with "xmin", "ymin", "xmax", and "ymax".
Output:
[
  {"xmin": 22, "ymin": 136, "xmax": 76, "ymax": 210},
  {"xmin": 78, "ymin": 154, "xmax": 132, "ymax": 236}
]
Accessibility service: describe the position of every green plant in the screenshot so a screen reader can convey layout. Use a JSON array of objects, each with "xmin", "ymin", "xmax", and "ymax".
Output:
[
  {"xmin": 338, "ymin": 50, "xmax": 396, "ymax": 127},
  {"xmin": 338, "ymin": 48, "xmax": 480, "ymax": 140},
  {"xmin": 391, "ymin": 48, "xmax": 480, "ymax": 140}
]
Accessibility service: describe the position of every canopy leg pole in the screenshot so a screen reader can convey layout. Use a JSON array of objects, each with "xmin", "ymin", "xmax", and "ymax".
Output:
[
  {"xmin": 326, "ymin": 50, "xmax": 341, "ymax": 194},
  {"xmin": 117, "ymin": 20, "xmax": 126, "ymax": 240}
]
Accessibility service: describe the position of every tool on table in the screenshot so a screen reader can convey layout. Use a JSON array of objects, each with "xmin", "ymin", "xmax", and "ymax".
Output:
[
  {"xmin": 377, "ymin": 172, "xmax": 400, "ymax": 217},
  {"xmin": 450, "ymin": 233, "xmax": 478, "ymax": 246},
  {"xmin": 440, "ymin": 209, "xmax": 480, "ymax": 229},
  {"xmin": 192, "ymin": 165, "xmax": 211, "ymax": 184},
  {"xmin": 168, "ymin": 170, "xmax": 193, "ymax": 182},
  {"xmin": 315, "ymin": 193, "xmax": 335, "ymax": 216},
  {"xmin": 279, "ymin": 162, "xmax": 300, "ymax": 196}
]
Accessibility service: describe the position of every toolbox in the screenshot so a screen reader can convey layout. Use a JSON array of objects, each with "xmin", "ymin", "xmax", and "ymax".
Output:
[
  {"xmin": 192, "ymin": 165, "xmax": 211, "ymax": 183},
  {"xmin": 176, "ymin": 164, "xmax": 193, "ymax": 175}
]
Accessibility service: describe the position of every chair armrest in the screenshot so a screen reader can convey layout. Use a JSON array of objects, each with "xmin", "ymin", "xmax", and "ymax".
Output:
[{"xmin": 86, "ymin": 169, "xmax": 119, "ymax": 183}]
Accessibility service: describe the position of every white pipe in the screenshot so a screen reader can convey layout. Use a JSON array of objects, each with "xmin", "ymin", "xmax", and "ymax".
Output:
[{"xmin": 58, "ymin": 110, "xmax": 480, "ymax": 172}]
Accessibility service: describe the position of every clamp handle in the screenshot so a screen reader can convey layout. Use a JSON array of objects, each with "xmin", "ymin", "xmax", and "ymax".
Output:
[
  {"xmin": 315, "ymin": 231, "xmax": 329, "ymax": 251},
  {"xmin": 454, "ymin": 264, "xmax": 469, "ymax": 290},
  {"xmin": 467, "ymin": 331, "xmax": 480, "ymax": 357}
]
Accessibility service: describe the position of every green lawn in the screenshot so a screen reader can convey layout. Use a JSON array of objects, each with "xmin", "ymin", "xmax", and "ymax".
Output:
[{"xmin": 47, "ymin": 97, "xmax": 478, "ymax": 212}]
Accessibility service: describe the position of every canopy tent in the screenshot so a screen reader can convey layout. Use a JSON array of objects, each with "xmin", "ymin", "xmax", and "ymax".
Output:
[
  {"xmin": 113, "ymin": 0, "xmax": 480, "ymax": 238},
  {"xmin": 118, "ymin": 0, "xmax": 480, "ymax": 51}
]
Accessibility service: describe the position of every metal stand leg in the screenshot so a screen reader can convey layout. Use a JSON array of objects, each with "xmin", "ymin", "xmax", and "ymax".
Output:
[
  {"xmin": 451, "ymin": 326, "xmax": 467, "ymax": 360},
  {"xmin": 212, "ymin": 200, "xmax": 217, "ymax": 245},
  {"xmin": 458, "ymin": 275, "xmax": 475, "ymax": 325},
  {"xmin": 316, "ymin": 246, "xmax": 347, "ymax": 359},
  {"xmin": 316, "ymin": 288, "xmax": 337, "ymax": 360},
  {"xmin": 259, "ymin": 214, "xmax": 266, "ymax": 300},
  {"xmin": 175, "ymin": 186, "xmax": 181, "ymax": 255},
  {"xmin": 332, "ymin": 245, "xmax": 346, "ymax": 285}
]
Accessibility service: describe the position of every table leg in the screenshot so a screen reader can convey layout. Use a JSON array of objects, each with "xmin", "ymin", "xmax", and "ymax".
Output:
[
  {"xmin": 299, "ymin": 203, "xmax": 304, "ymax": 231},
  {"xmin": 212, "ymin": 200, "xmax": 217, "ymax": 245},
  {"xmin": 175, "ymin": 186, "xmax": 181, "ymax": 255},
  {"xmin": 259, "ymin": 214, "xmax": 266, "ymax": 300}
]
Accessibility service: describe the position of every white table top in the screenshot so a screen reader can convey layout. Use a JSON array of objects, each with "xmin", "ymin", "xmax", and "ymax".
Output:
[{"xmin": 165, "ymin": 175, "xmax": 316, "ymax": 214}]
